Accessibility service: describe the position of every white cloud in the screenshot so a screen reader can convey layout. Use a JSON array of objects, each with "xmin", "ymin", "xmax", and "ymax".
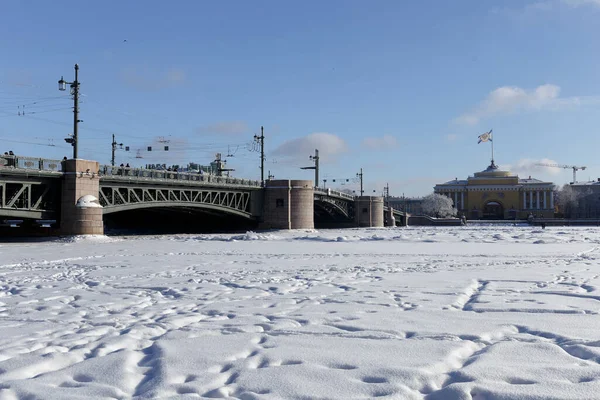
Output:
[
  {"xmin": 272, "ymin": 133, "xmax": 348, "ymax": 161},
  {"xmin": 197, "ymin": 121, "xmax": 248, "ymax": 136},
  {"xmin": 361, "ymin": 135, "xmax": 398, "ymax": 150},
  {"xmin": 455, "ymin": 84, "xmax": 600, "ymax": 125},
  {"xmin": 502, "ymin": 158, "xmax": 563, "ymax": 176}
]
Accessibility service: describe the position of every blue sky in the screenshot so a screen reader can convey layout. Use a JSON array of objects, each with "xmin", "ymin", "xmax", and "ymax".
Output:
[{"xmin": 1, "ymin": 0, "xmax": 599, "ymax": 196}]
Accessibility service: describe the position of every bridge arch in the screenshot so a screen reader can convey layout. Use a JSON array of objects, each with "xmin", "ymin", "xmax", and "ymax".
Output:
[
  {"xmin": 314, "ymin": 198, "xmax": 350, "ymax": 219},
  {"xmin": 99, "ymin": 185, "xmax": 255, "ymax": 219}
]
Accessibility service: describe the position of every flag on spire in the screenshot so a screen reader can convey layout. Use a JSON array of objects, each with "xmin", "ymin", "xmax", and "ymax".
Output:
[{"xmin": 478, "ymin": 129, "xmax": 493, "ymax": 144}]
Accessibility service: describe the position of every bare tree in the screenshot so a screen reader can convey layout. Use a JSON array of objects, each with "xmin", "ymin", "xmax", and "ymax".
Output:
[
  {"xmin": 421, "ymin": 193, "xmax": 457, "ymax": 218},
  {"xmin": 555, "ymin": 184, "xmax": 591, "ymax": 218},
  {"xmin": 555, "ymin": 184, "xmax": 576, "ymax": 218}
]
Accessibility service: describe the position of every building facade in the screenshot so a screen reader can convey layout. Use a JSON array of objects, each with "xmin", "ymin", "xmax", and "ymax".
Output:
[
  {"xmin": 567, "ymin": 180, "xmax": 600, "ymax": 218},
  {"xmin": 434, "ymin": 162, "xmax": 555, "ymax": 220},
  {"xmin": 387, "ymin": 197, "xmax": 424, "ymax": 215}
]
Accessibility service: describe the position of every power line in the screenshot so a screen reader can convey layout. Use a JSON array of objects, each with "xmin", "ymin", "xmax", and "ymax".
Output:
[
  {"xmin": 5, "ymin": 114, "xmax": 71, "ymax": 127},
  {"xmin": 0, "ymin": 107, "xmax": 72, "ymax": 118},
  {"xmin": 0, "ymin": 96, "xmax": 69, "ymax": 108},
  {"xmin": 0, "ymin": 137, "xmax": 60, "ymax": 147},
  {"xmin": 27, "ymin": 107, "xmax": 73, "ymax": 115}
]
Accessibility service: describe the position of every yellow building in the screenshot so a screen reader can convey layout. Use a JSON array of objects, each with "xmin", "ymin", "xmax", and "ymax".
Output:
[{"xmin": 434, "ymin": 161, "xmax": 554, "ymax": 220}]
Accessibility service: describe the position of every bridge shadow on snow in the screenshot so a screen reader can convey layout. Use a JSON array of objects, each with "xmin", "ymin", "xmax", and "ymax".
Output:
[{"xmin": 103, "ymin": 208, "xmax": 258, "ymax": 236}]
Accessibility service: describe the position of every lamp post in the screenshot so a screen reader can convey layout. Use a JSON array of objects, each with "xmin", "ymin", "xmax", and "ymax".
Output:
[
  {"xmin": 300, "ymin": 149, "xmax": 319, "ymax": 188},
  {"xmin": 253, "ymin": 126, "xmax": 265, "ymax": 186},
  {"xmin": 356, "ymin": 168, "xmax": 364, "ymax": 196},
  {"xmin": 111, "ymin": 134, "xmax": 123, "ymax": 166},
  {"xmin": 58, "ymin": 64, "xmax": 81, "ymax": 159},
  {"xmin": 310, "ymin": 149, "xmax": 319, "ymax": 188},
  {"xmin": 383, "ymin": 183, "xmax": 390, "ymax": 206}
]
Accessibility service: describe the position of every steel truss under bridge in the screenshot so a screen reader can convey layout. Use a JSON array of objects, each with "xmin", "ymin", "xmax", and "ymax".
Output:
[
  {"xmin": 99, "ymin": 184, "xmax": 254, "ymax": 218},
  {"xmin": 0, "ymin": 179, "xmax": 59, "ymax": 219},
  {"xmin": 314, "ymin": 194, "xmax": 352, "ymax": 219}
]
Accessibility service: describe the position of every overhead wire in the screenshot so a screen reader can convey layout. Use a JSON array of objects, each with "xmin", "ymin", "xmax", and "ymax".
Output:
[
  {"xmin": 25, "ymin": 107, "xmax": 73, "ymax": 115},
  {"xmin": 0, "ymin": 96, "xmax": 69, "ymax": 108},
  {"xmin": 1, "ymin": 82, "xmax": 273, "ymax": 173},
  {"xmin": 0, "ymin": 137, "xmax": 65, "ymax": 148}
]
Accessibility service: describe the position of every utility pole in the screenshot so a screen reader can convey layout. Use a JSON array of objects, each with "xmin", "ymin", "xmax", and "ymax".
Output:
[
  {"xmin": 356, "ymin": 168, "xmax": 364, "ymax": 196},
  {"xmin": 268, "ymin": 170, "xmax": 274, "ymax": 180},
  {"xmin": 73, "ymin": 65, "xmax": 79, "ymax": 159},
  {"xmin": 58, "ymin": 64, "xmax": 81, "ymax": 159},
  {"xmin": 300, "ymin": 149, "xmax": 320, "ymax": 187},
  {"xmin": 384, "ymin": 183, "xmax": 390, "ymax": 205},
  {"xmin": 111, "ymin": 134, "xmax": 123, "ymax": 166},
  {"xmin": 254, "ymin": 126, "xmax": 265, "ymax": 186},
  {"xmin": 311, "ymin": 149, "xmax": 319, "ymax": 188}
]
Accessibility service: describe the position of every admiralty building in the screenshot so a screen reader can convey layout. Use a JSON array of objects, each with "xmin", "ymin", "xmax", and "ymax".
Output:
[{"xmin": 434, "ymin": 161, "xmax": 554, "ymax": 220}]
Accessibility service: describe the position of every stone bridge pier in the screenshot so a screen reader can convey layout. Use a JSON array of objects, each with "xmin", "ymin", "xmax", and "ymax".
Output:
[
  {"xmin": 354, "ymin": 196, "xmax": 384, "ymax": 228},
  {"xmin": 260, "ymin": 180, "xmax": 314, "ymax": 230},
  {"xmin": 385, "ymin": 206, "xmax": 396, "ymax": 227},
  {"xmin": 60, "ymin": 159, "xmax": 104, "ymax": 235}
]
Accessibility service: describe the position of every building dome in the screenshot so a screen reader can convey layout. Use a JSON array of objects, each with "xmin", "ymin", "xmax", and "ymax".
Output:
[{"xmin": 473, "ymin": 161, "xmax": 514, "ymax": 178}]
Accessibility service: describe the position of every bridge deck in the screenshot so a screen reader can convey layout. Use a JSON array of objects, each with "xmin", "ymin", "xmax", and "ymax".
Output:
[
  {"xmin": 99, "ymin": 165, "xmax": 261, "ymax": 189},
  {"xmin": 0, "ymin": 156, "xmax": 406, "ymax": 224},
  {"xmin": 0, "ymin": 156, "xmax": 262, "ymax": 189}
]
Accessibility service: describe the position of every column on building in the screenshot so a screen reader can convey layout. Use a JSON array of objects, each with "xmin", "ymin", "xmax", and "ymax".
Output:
[
  {"xmin": 529, "ymin": 190, "xmax": 533, "ymax": 209},
  {"xmin": 536, "ymin": 191, "xmax": 540, "ymax": 209},
  {"xmin": 550, "ymin": 191, "xmax": 554, "ymax": 209},
  {"xmin": 461, "ymin": 191, "xmax": 464, "ymax": 211},
  {"xmin": 543, "ymin": 191, "xmax": 547, "ymax": 209},
  {"xmin": 523, "ymin": 191, "xmax": 527, "ymax": 210},
  {"xmin": 454, "ymin": 192, "xmax": 458, "ymax": 209}
]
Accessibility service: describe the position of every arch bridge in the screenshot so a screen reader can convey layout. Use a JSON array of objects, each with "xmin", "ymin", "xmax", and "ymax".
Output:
[
  {"xmin": 98, "ymin": 165, "xmax": 262, "ymax": 219},
  {"xmin": 0, "ymin": 156, "xmax": 405, "ymax": 233}
]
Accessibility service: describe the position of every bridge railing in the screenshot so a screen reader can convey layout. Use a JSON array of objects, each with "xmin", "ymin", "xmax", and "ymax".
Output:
[
  {"xmin": 99, "ymin": 165, "xmax": 261, "ymax": 187},
  {"xmin": 0, "ymin": 155, "xmax": 64, "ymax": 172},
  {"xmin": 314, "ymin": 187, "xmax": 355, "ymax": 200}
]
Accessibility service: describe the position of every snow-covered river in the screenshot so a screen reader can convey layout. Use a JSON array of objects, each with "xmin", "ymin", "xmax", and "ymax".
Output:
[{"xmin": 0, "ymin": 226, "xmax": 599, "ymax": 399}]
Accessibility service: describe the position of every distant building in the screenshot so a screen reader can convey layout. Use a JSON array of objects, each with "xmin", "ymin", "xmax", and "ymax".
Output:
[
  {"xmin": 434, "ymin": 161, "xmax": 554, "ymax": 220},
  {"xmin": 387, "ymin": 197, "xmax": 424, "ymax": 215},
  {"xmin": 567, "ymin": 179, "xmax": 600, "ymax": 218}
]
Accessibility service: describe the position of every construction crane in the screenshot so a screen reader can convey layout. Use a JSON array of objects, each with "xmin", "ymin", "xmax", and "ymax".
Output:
[{"xmin": 534, "ymin": 163, "xmax": 586, "ymax": 183}]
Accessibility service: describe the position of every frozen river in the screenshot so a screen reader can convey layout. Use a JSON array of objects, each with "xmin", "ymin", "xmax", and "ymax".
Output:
[{"xmin": 0, "ymin": 226, "xmax": 599, "ymax": 399}]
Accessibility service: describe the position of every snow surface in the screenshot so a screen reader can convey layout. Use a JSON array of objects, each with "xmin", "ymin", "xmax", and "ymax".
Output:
[{"xmin": 1, "ymin": 226, "xmax": 600, "ymax": 399}]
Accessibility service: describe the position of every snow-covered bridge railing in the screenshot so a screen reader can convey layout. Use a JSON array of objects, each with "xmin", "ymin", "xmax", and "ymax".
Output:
[
  {"xmin": 99, "ymin": 165, "xmax": 261, "ymax": 188},
  {"xmin": 314, "ymin": 187, "xmax": 355, "ymax": 201},
  {"xmin": 0, "ymin": 155, "xmax": 64, "ymax": 175}
]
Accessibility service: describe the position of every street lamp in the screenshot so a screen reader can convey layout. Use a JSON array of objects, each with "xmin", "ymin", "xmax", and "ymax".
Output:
[
  {"xmin": 58, "ymin": 64, "xmax": 81, "ymax": 159},
  {"xmin": 300, "ymin": 149, "xmax": 319, "ymax": 188},
  {"xmin": 356, "ymin": 168, "xmax": 364, "ymax": 196}
]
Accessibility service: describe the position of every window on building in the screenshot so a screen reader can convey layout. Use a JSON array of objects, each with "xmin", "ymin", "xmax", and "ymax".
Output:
[
  {"xmin": 276, "ymin": 198, "xmax": 284, "ymax": 208},
  {"xmin": 362, "ymin": 207, "xmax": 368, "ymax": 213}
]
